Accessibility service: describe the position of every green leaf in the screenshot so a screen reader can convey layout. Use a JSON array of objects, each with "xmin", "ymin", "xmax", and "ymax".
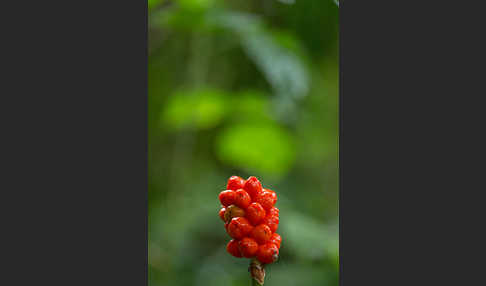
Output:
[
  {"xmin": 178, "ymin": 0, "xmax": 215, "ymax": 10},
  {"xmin": 209, "ymin": 11, "xmax": 309, "ymax": 100},
  {"xmin": 161, "ymin": 89, "xmax": 228, "ymax": 131},
  {"xmin": 207, "ymin": 11, "xmax": 310, "ymax": 122},
  {"xmin": 148, "ymin": 0, "xmax": 163, "ymax": 11},
  {"xmin": 215, "ymin": 123, "xmax": 295, "ymax": 177},
  {"xmin": 229, "ymin": 90, "xmax": 273, "ymax": 123}
]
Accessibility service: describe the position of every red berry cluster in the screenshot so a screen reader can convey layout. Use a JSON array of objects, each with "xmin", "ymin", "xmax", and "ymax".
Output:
[{"xmin": 219, "ymin": 176, "xmax": 281, "ymax": 264}]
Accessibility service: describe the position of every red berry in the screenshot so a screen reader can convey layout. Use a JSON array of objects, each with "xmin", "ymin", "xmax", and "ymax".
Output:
[
  {"xmin": 227, "ymin": 176, "xmax": 246, "ymax": 190},
  {"xmin": 246, "ymin": 202, "xmax": 266, "ymax": 225},
  {"xmin": 227, "ymin": 239, "xmax": 242, "ymax": 258},
  {"xmin": 262, "ymin": 214, "xmax": 279, "ymax": 233},
  {"xmin": 270, "ymin": 233, "xmax": 281, "ymax": 249},
  {"xmin": 256, "ymin": 243, "xmax": 279, "ymax": 264},
  {"xmin": 227, "ymin": 217, "xmax": 253, "ymax": 239},
  {"xmin": 267, "ymin": 207, "xmax": 279, "ymax": 217},
  {"xmin": 234, "ymin": 189, "xmax": 251, "ymax": 209},
  {"xmin": 219, "ymin": 177, "xmax": 282, "ymax": 261},
  {"xmin": 251, "ymin": 224, "xmax": 272, "ymax": 244},
  {"xmin": 243, "ymin": 176, "xmax": 263, "ymax": 200},
  {"xmin": 219, "ymin": 190, "xmax": 236, "ymax": 207},
  {"xmin": 219, "ymin": 207, "xmax": 226, "ymax": 222},
  {"xmin": 255, "ymin": 190, "xmax": 277, "ymax": 210},
  {"xmin": 265, "ymin": 189, "xmax": 277, "ymax": 197},
  {"xmin": 238, "ymin": 237, "xmax": 259, "ymax": 258}
]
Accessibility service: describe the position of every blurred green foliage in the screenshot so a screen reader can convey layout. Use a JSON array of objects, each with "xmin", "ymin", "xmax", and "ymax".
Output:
[{"xmin": 149, "ymin": 0, "xmax": 338, "ymax": 285}]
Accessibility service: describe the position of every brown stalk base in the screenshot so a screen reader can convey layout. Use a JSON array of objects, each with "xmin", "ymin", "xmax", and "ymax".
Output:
[{"xmin": 249, "ymin": 259, "xmax": 265, "ymax": 285}]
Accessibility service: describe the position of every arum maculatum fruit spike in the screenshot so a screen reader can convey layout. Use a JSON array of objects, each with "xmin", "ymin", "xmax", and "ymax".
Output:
[{"xmin": 218, "ymin": 176, "xmax": 281, "ymax": 285}]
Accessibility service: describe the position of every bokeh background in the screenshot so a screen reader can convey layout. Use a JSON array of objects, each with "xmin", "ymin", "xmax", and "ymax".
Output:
[{"xmin": 148, "ymin": 0, "xmax": 338, "ymax": 285}]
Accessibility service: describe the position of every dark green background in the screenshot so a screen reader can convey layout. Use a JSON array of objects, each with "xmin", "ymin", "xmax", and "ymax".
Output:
[{"xmin": 149, "ymin": 1, "xmax": 338, "ymax": 285}]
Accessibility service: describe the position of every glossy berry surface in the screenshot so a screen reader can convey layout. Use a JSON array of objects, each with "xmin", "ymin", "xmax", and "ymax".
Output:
[
  {"xmin": 256, "ymin": 243, "xmax": 279, "ymax": 264},
  {"xmin": 218, "ymin": 176, "xmax": 281, "ymax": 264},
  {"xmin": 227, "ymin": 239, "xmax": 242, "ymax": 257},
  {"xmin": 234, "ymin": 189, "xmax": 251, "ymax": 209},
  {"xmin": 219, "ymin": 207, "xmax": 226, "ymax": 222},
  {"xmin": 227, "ymin": 217, "xmax": 253, "ymax": 239},
  {"xmin": 219, "ymin": 190, "xmax": 236, "ymax": 207},
  {"xmin": 255, "ymin": 190, "xmax": 277, "ymax": 210},
  {"xmin": 270, "ymin": 233, "xmax": 281, "ymax": 249},
  {"xmin": 224, "ymin": 205, "xmax": 245, "ymax": 222},
  {"xmin": 227, "ymin": 176, "xmax": 245, "ymax": 191},
  {"xmin": 243, "ymin": 176, "xmax": 263, "ymax": 200},
  {"xmin": 267, "ymin": 207, "xmax": 279, "ymax": 217},
  {"xmin": 251, "ymin": 224, "xmax": 272, "ymax": 244},
  {"xmin": 246, "ymin": 202, "xmax": 266, "ymax": 225},
  {"xmin": 238, "ymin": 237, "xmax": 259, "ymax": 258},
  {"xmin": 262, "ymin": 214, "xmax": 279, "ymax": 233}
]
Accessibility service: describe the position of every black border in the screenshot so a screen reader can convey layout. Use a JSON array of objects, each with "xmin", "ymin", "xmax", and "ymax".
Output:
[
  {"xmin": 2, "ymin": 0, "xmax": 148, "ymax": 285},
  {"xmin": 339, "ymin": 1, "xmax": 485, "ymax": 285}
]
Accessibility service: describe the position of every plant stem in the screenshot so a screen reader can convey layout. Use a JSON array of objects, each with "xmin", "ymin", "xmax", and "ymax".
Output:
[{"xmin": 249, "ymin": 259, "xmax": 265, "ymax": 285}]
